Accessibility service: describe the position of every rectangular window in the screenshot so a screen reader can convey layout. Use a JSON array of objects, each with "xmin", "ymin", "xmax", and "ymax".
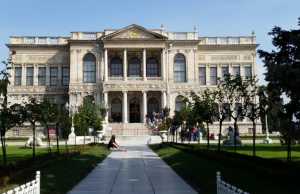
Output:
[
  {"xmin": 199, "ymin": 66, "xmax": 206, "ymax": 85},
  {"xmin": 62, "ymin": 67, "xmax": 70, "ymax": 86},
  {"xmin": 244, "ymin": 66, "xmax": 252, "ymax": 79},
  {"xmin": 50, "ymin": 67, "xmax": 58, "ymax": 86},
  {"xmin": 38, "ymin": 67, "xmax": 46, "ymax": 86},
  {"xmin": 14, "ymin": 67, "xmax": 22, "ymax": 86},
  {"xmin": 26, "ymin": 67, "xmax": 34, "ymax": 86},
  {"xmin": 221, "ymin": 65, "xmax": 229, "ymax": 79},
  {"xmin": 232, "ymin": 65, "xmax": 240, "ymax": 76},
  {"xmin": 210, "ymin": 66, "xmax": 217, "ymax": 85}
]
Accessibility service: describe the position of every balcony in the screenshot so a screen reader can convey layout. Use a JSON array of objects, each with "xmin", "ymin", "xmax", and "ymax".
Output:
[
  {"xmin": 199, "ymin": 36, "xmax": 256, "ymax": 45},
  {"xmin": 9, "ymin": 36, "xmax": 68, "ymax": 45}
]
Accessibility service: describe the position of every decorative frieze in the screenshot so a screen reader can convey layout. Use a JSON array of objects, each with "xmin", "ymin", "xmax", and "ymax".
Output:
[{"xmin": 13, "ymin": 53, "xmax": 68, "ymax": 64}]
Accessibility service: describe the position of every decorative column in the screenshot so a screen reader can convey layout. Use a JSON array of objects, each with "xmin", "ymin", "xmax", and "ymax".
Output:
[
  {"xmin": 46, "ymin": 65, "xmax": 50, "ymax": 86},
  {"xmin": 142, "ymin": 91, "xmax": 147, "ymax": 123},
  {"xmin": 206, "ymin": 64, "xmax": 210, "ymax": 85},
  {"xmin": 58, "ymin": 65, "xmax": 62, "ymax": 86},
  {"xmin": 33, "ymin": 64, "xmax": 38, "ymax": 86},
  {"xmin": 21, "ymin": 64, "xmax": 26, "ymax": 86},
  {"xmin": 143, "ymin": 48, "xmax": 147, "ymax": 80},
  {"xmin": 104, "ymin": 49, "xmax": 108, "ymax": 81},
  {"xmin": 123, "ymin": 49, "xmax": 127, "ymax": 81},
  {"xmin": 161, "ymin": 49, "xmax": 166, "ymax": 81},
  {"xmin": 122, "ymin": 91, "xmax": 128, "ymax": 123},
  {"xmin": 104, "ymin": 91, "xmax": 108, "ymax": 123},
  {"xmin": 162, "ymin": 91, "xmax": 167, "ymax": 109}
]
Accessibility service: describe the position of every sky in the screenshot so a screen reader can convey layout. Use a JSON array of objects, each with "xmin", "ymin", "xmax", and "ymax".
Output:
[{"xmin": 0, "ymin": 0, "xmax": 299, "ymax": 84}]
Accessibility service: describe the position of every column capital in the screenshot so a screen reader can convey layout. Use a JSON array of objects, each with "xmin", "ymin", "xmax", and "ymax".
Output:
[{"xmin": 122, "ymin": 90, "xmax": 128, "ymax": 94}]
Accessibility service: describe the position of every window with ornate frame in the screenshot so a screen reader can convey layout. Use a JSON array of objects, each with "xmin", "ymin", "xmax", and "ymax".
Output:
[
  {"xmin": 83, "ymin": 53, "xmax": 96, "ymax": 83},
  {"xmin": 50, "ymin": 67, "xmax": 58, "ymax": 86},
  {"xmin": 38, "ymin": 67, "xmax": 46, "ymax": 86},
  {"xmin": 110, "ymin": 57, "xmax": 123, "ymax": 77},
  {"xmin": 146, "ymin": 58, "xmax": 160, "ymax": 77},
  {"xmin": 26, "ymin": 66, "xmax": 34, "ymax": 86},
  {"xmin": 174, "ymin": 54, "xmax": 186, "ymax": 82},
  {"xmin": 128, "ymin": 57, "xmax": 141, "ymax": 77},
  {"xmin": 14, "ymin": 66, "xmax": 22, "ymax": 86}
]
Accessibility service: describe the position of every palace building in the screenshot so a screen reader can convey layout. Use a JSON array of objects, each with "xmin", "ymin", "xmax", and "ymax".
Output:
[{"xmin": 6, "ymin": 24, "xmax": 260, "ymax": 136}]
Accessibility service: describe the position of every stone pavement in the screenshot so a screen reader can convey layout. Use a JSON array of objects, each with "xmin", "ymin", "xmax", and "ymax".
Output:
[{"xmin": 68, "ymin": 144, "xmax": 198, "ymax": 194}]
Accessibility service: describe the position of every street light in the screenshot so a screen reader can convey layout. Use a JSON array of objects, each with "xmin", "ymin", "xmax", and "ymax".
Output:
[{"xmin": 263, "ymin": 104, "xmax": 272, "ymax": 144}]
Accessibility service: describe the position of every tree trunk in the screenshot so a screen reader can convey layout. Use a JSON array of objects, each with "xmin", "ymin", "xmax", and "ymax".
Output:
[
  {"xmin": 252, "ymin": 121, "xmax": 256, "ymax": 157},
  {"xmin": 218, "ymin": 121, "xmax": 223, "ymax": 152},
  {"xmin": 287, "ymin": 135, "xmax": 292, "ymax": 161},
  {"xmin": 233, "ymin": 120, "xmax": 238, "ymax": 152},
  {"xmin": 175, "ymin": 130, "xmax": 178, "ymax": 143},
  {"xmin": 32, "ymin": 123, "xmax": 36, "ymax": 160},
  {"xmin": 46, "ymin": 124, "xmax": 51, "ymax": 153},
  {"xmin": 0, "ymin": 133, "xmax": 7, "ymax": 166},
  {"xmin": 65, "ymin": 139, "xmax": 69, "ymax": 154},
  {"xmin": 55, "ymin": 124, "xmax": 59, "ymax": 154},
  {"xmin": 206, "ymin": 122, "xmax": 210, "ymax": 150}
]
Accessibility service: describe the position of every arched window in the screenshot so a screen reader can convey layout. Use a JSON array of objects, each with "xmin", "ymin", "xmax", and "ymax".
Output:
[
  {"xmin": 174, "ymin": 54, "xmax": 186, "ymax": 82},
  {"xmin": 148, "ymin": 98, "xmax": 159, "ymax": 114},
  {"xmin": 111, "ymin": 98, "xmax": 122, "ymax": 122},
  {"xmin": 147, "ymin": 58, "xmax": 160, "ymax": 77},
  {"xmin": 128, "ymin": 57, "xmax": 141, "ymax": 77},
  {"xmin": 110, "ymin": 57, "xmax": 123, "ymax": 77},
  {"xmin": 175, "ymin": 95, "xmax": 185, "ymax": 112},
  {"xmin": 83, "ymin": 53, "xmax": 96, "ymax": 83}
]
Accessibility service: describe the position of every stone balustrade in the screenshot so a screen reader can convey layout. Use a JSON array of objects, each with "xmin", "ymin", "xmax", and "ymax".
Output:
[
  {"xmin": 199, "ymin": 36, "xmax": 256, "ymax": 45},
  {"xmin": 9, "ymin": 36, "xmax": 68, "ymax": 45}
]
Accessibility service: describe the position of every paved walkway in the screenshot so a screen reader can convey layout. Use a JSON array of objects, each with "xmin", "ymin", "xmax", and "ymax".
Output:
[{"xmin": 68, "ymin": 144, "xmax": 198, "ymax": 194}]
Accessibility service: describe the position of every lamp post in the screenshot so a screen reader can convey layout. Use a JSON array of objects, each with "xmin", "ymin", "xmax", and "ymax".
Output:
[
  {"xmin": 263, "ymin": 105, "xmax": 272, "ymax": 144},
  {"xmin": 65, "ymin": 102, "xmax": 76, "ymax": 144}
]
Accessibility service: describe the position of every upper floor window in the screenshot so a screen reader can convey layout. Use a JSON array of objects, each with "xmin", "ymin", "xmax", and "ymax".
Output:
[
  {"xmin": 62, "ymin": 67, "xmax": 70, "ymax": 86},
  {"xmin": 128, "ymin": 57, "xmax": 141, "ymax": 77},
  {"xmin": 210, "ymin": 66, "xmax": 217, "ymax": 85},
  {"xmin": 232, "ymin": 65, "xmax": 241, "ymax": 77},
  {"xmin": 50, "ymin": 67, "xmax": 58, "ymax": 86},
  {"xmin": 244, "ymin": 65, "xmax": 252, "ymax": 79},
  {"xmin": 83, "ymin": 53, "xmax": 96, "ymax": 83},
  {"xmin": 38, "ymin": 67, "xmax": 46, "ymax": 86},
  {"xmin": 199, "ymin": 66, "xmax": 206, "ymax": 85},
  {"xmin": 174, "ymin": 54, "xmax": 186, "ymax": 82},
  {"xmin": 14, "ymin": 66, "xmax": 22, "ymax": 86},
  {"xmin": 26, "ymin": 67, "xmax": 34, "ymax": 86},
  {"xmin": 147, "ymin": 58, "xmax": 160, "ymax": 77},
  {"xmin": 221, "ymin": 65, "xmax": 229, "ymax": 79},
  {"xmin": 110, "ymin": 57, "xmax": 123, "ymax": 77}
]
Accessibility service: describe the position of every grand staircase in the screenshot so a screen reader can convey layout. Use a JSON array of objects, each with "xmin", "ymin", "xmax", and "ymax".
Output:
[{"xmin": 106, "ymin": 123, "xmax": 151, "ymax": 136}]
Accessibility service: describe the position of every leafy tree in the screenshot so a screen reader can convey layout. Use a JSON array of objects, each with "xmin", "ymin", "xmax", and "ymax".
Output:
[
  {"xmin": 201, "ymin": 89, "xmax": 217, "ymax": 149},
  {"xmin": 0, "ymin": 60, "xmax": 23, "ymax": 166},
  {"xmin": 219, "ymin": 75, "xmax": 249, "ymax": 151},
  {"xmin": 73, "ymin": 96, "xmax": 103, "ymax": 145},
  {"xmin": 39, "ymin": 98, "xmax": 57, "ymax": 153},
  {"xmin": 23, "ymin": 98, "xmax": 42, "ymax": 160},
  {"xmin": 213, "ymin": 84, "xmax": 228, "ymax": 152},
  {"xmin": 244, "ymin": 77, "xmax": 261, "ymax": 156},
  {"xmin": 258, "ymin": 18, "xmax": 300, "ymax": 161}
]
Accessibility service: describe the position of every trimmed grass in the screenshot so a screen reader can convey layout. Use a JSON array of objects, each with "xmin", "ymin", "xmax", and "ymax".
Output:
[
  {"xmin": 0, "ymin": 144, "xmax": 110, "ymax": 194},
  {"xmin": 185, "ymin": 143, "xmax": 300, "ymax": 160},
  {"xmin": 150, "ymin": 143, "xmax": 300, "ymax": 194}
]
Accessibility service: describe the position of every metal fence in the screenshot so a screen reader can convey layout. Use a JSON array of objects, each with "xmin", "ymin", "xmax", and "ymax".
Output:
[
  {"xmin": 3, "ymin": 171, "xmax": 40, "ymax": 194},
  {"xmin": 216, "ymin": 171, "xmax": 249, "ymax": 194}
]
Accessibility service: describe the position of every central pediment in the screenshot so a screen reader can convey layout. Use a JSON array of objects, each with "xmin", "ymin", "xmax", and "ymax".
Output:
[{"xmin": 101, "ymin": 24, "xmax": 167, "ymax": 40}]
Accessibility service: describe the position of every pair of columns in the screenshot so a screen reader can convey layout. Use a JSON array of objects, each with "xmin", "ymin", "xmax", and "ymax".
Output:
[
  {"xmin": 104, "ymin": 48, "xmax": 165, "ymax": 81},
  {"xmin": 103, "ymin": 90, "xmax": 168, "ymax": 123}
]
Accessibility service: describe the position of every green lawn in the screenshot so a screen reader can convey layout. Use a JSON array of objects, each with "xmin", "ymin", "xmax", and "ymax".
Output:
[
  {"xmin": 150, "ymin": 143, "xmax": 300, "ymax": 194},
  {"xmin": 190, "ymin": 143, "xmax": 300, "ymax": 160},
  {"xmin": 0, "ymin": 144, "xmax": 110, "ymax": 194}
]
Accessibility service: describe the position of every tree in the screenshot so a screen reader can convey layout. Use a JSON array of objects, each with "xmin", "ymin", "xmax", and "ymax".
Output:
[
  {"xmin": 244, "ymin": 77, "xmax": 261, "ymax": 157},
  {"xmin": 0, "ymin": 60, "xmax": 23, "ymax": 166},
  {"xmin": 24, "ymin": 98, "xmax": 42, "ymax": 160},
  {"xmin": 219, "ymin": 75, "xmax": 249, "ymax": 151},
  {"xmin": 201, "ymin": 89, "xmax": 217, "ymax": 149},
  {"xmin": 73, "ymin": 96, "xmax": 103, "ymax": 146},
  {"xmin": 39, "ymin": 98, "xmax": 57, "ymax": 153},
  {"xmin": 213, "ymin": 84, "xmax": 228, "ymax": 152},
  {"xmin": 258, "ymin": 18, "xmax": 300, "ymax": 161}
]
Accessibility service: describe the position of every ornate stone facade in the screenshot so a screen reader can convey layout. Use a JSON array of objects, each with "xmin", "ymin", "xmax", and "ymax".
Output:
[{"xmin": 6, "ymin": 24, "xmax": 260, "ymax": 135}]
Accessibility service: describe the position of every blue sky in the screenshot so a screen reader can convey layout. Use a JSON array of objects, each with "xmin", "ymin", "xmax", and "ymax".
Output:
[{"xmin": 0, "ymin": 0, "xmax": 299, "ymax": 84}]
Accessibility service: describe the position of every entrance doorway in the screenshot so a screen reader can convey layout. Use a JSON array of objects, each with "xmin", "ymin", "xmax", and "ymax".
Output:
[{"xmin": 129, "ymin": 98, "xmax": 140, "ymax": 123}]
